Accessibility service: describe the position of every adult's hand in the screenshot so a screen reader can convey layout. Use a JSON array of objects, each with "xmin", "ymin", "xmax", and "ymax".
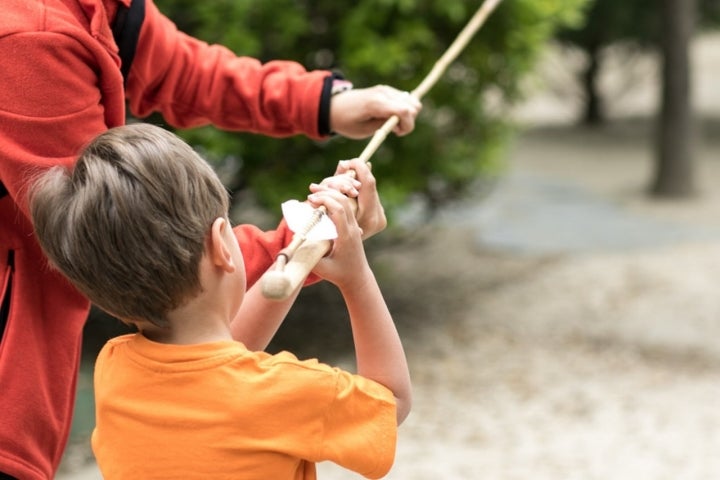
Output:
[{"xmin": 329, "ymin": 85, "xmax": 422, "ymax": 139}]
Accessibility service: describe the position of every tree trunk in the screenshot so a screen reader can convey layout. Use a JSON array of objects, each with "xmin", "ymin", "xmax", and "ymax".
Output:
[
  {"xmin": 650, "ymin": 0, "xmax": 696, "ymax": 197},
  {"xmin": 581, "ymin": 44, "xmax": 603, "ymax": 125}
]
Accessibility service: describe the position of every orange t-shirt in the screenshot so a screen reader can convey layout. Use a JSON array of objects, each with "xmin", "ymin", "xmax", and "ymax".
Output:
[{"xmin": 92, "ymin": 334, "xmax": 397, "ymax": 479}]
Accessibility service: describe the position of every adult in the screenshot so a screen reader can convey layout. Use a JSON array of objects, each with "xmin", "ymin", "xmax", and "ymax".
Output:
[{"xmin": 0, "ymin": 0, "xmax": 421, "ymax": 478}]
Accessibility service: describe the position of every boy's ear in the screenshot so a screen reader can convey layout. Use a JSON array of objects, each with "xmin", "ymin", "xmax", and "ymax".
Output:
[{"xmin": 209, "ymin": 217, "xmax": 236, "ymax": 273}]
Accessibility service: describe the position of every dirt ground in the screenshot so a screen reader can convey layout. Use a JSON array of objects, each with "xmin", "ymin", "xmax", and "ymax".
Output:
[
  {"xmin": 333, "ymin": 127, "xmax": 720, "ymax": 480},
  {"xmin": 59, "ymin": 35, "xmax": 720, "ymax": 480}
]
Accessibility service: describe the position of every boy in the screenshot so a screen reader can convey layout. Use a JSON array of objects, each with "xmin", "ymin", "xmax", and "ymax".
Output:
[{"xmin": 29, "ymin": 123, "xmax": 412, "ymax": 479}]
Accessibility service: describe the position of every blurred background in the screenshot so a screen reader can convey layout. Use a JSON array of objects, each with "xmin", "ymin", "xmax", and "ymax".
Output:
[{"xmin": 60, "ymin": 0, "xmax": 720, "ymax": 478}]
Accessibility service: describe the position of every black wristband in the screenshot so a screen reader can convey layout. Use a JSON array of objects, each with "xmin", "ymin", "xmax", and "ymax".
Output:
[{"xmin": 317, "ymin": 72, "xmax": 352, "ymax": 136}]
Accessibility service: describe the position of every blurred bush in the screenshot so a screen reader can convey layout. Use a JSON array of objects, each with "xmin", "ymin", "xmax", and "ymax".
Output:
[{"xmin": 153, "ymin": 0, "xmax": 587, "ymax": 220}]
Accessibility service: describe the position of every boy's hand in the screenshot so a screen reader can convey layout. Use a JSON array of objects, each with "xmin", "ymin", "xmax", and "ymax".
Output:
[
  {"xmin": 309, "ymin": 159, "xmax": 387, "ymax": 239},
  {"xmin": 306, "ymin": 189, "xmax": 371, "ymax": 291}
]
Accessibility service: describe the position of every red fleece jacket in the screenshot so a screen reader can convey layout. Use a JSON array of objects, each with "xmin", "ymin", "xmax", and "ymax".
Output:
[{"xmin": 0, "ymin": 0, "xmax": 329, "ymax": 478}]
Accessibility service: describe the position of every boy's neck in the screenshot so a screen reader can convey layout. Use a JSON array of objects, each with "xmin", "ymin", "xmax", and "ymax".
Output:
[
  {"xmin": 141, "ymin": 304, "xmax": 234, "ymax": 345},
  {"xmin": 141, "ymin": 221, "xmax": 243, "ymax": 346},
  {"xmin": 142, "ymin": 326, "xmax": 233, "ymax": 345}
]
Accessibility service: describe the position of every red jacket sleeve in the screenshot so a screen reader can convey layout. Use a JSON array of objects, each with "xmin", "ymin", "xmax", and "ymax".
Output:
[
  {"xmin": 125, "ymin": 0, "xmax": 329, "ymax": 139},
  {"xmin": 234, "ymin": 220, "xmax": 320, "ymax": 289}
]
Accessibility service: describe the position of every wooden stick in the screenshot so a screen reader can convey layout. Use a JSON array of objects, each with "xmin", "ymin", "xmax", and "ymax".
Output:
[
  {"xmin": 359, "ymin": 0, "xmax": 505, "ymax": 161},
  {"xmin": 262, "ymin": 0, "xmax": 505, "ymax": 300}
]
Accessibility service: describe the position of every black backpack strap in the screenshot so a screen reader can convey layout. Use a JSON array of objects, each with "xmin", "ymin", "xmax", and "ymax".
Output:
[
  {"xmin": 112, "ymin": 0, "xmax": 146, "ymax": 83},
  {"xmin": 0, "ymin": 251, "xmax": 14, "ymax": 344}
]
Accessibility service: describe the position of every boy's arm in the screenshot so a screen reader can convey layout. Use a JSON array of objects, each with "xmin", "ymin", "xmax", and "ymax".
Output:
[
  {"xmin": 341, "ymin": 265, "xmax": 412, "ymax": 424},
  {"xmin": 309, "ymin": 190, "xmax": 412, "ymax": 424},
  {"xmin": 229, "ymin": 283, "xmax": 300, "ymax": 351}
]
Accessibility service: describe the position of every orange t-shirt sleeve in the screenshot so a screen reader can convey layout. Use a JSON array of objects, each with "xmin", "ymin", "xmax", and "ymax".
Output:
[
  {"xmin": 252, "ymin": 352, "xmax": 398, "ymax": 478},
  {"xmin": 314, "ymin": 369, "xmax": 398, "ymax": 479}
]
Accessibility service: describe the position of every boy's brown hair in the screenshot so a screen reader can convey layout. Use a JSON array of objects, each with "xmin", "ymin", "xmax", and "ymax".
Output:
[{"xmin": 30, "ymin": 123, "xmax": 230, "ymax": 328}]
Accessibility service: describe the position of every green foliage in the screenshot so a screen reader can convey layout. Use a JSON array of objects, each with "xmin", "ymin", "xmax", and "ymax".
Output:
[{"xmin": 154, "ymin": 0, "xmax": 586, "ymax": 221}]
